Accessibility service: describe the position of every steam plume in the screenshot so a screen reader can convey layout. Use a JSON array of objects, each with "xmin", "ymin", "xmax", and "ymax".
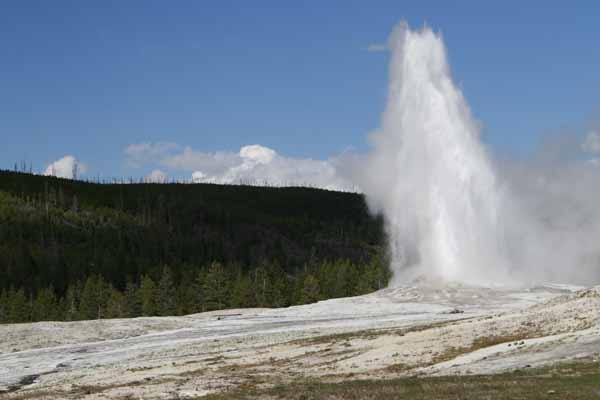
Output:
[{"xmin": 361, "ymin": 22, "xmax": 600, "ymax": 286}]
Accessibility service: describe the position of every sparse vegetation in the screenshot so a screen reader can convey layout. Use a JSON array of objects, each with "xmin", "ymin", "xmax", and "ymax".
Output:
[{"xmin": 202, "ymin": 360, "xmax": 600, "ymax": 400}]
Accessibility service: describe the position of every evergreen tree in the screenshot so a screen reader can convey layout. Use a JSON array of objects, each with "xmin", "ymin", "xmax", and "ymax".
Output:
[
  {"xmin": 124, "ymin": 280, "xmax": 142, "ymax": 317},
  {"xmin": 252, "ymin": 264, "xmax": 269, "ymax": 307},
  {"xmin": 63, "ymin": 284, "xmax": 80, "ymax": 321},
  {"xmin": 140, "ymin": 275, "xmax": 158, "ymax": 316},
  {"xmin": 202, "ymin": 262, "xmax": 229, "ymax": 311},
  {"xmin": 266, "ymin": 262, "xmax": 288, "ymax": 307},
  {"xmin": 0, "ymin": 288, "xmax": 8, "ymax": 323},
  {"xmin": 300, "ymin": 274, "xmax": 321, "ymax": 304},
  {"xmin": 157, "ymin": 266, "xmax": 176, "ymax": 316},
  {"xmin": 176, "ymin": 270, "xmax": 199, "ymax": 315},
  {"xmin": 32, "ymin": 286, "xmax": 60, "ymax": 321},
  {"xmin": 7, "ymin": 288, "xmax": 30, "ymax": 323},
  {"xmin": 104, "ymin": 286, "xmax": 127, "ymax": 318},
  {"xmin": 230, "ymin": 273, "xmax": 255, "ymax": 308},
  {"xmin": 78, "ymin": 276, "xmax": 102, "ymax": 320}
]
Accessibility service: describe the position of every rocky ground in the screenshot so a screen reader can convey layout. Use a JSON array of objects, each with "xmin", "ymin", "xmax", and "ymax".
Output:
[{"xmin": 1, "ymin": 283, "xmax": 599, "ymax": 399}]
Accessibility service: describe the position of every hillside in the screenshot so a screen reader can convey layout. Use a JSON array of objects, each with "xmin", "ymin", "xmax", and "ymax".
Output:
[{"xmin": 0, "ymin": 171, "xmax": 388, "ymax": 323}]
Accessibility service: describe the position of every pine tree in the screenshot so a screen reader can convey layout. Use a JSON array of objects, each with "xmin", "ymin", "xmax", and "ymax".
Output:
[
  {"xmin": 63, "ymin": 284, "xmax": 80, "ymax": 321},
  {"xmin": 176, "ymin": 270, "xmax": 199, "ymax": 315},
  {"xmin": 7, "ymin": 288, "xmax": 30, "ymax": 323},
  {"xmin": 230, "ymin": 273, "xmax": 255, "ymax": 308},
  {"xmin": 32, "ymin": 286, "xmax": 60, "ymax": 321},
  {"xmin": 104, "ymin": 286, "xmax": 127, "ymax": 318},
  {"xmin": 300, "ymin": 274, "xmax": 320, "ymax": 304},
  {"xmin": 140, "ymin": 275, "xmax": 158, "ymax": 316},
  {"xmin": 0, "ymin": 288, "xmax": 8, "ymax": 323},
  {"xmin": 157, "ymin": 266, "xmax": 176, "ymax": 316},
  {"xmin": 78, "ymin": 276, "xmax": 101, "ymax": 320},
  {"xmin": 202, "ymin": 262, "xmax": 229, "ymax": 311},
  {"xmin": 252, "ymin": 264, "xmax": 269, "ymax": 307},
  {"xmin": 125, "ymin": 280, "xmax": 142, "ymax": 317},
  {"xmin": 266, "ymin": 262, "xmax": 288, "ymax": 307}
]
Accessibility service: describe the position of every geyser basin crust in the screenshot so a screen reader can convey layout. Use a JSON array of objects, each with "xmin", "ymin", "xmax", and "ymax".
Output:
[{"xmin": 1, "ymin": 284, "xmax": 599, "ymax": 399}]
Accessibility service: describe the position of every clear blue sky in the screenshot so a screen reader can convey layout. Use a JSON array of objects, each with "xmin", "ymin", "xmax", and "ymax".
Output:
[{"xmin": 1, "ymin": 1, "xmax": 599, "ymax": 179}]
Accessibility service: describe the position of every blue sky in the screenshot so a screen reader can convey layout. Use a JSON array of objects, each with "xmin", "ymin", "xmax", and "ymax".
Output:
[{"xmin": 1, "ymin": 1, "xmax": 599, "ymax": 180}]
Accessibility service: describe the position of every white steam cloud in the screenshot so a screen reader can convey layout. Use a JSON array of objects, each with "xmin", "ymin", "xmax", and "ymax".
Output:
[
  {"xmin": 44, "ymin": 155, "xmax": 87, "ymax": 180},
  {"xmin": 365, "ymin": 43, "xmax": 388, "ymax": 53},
  {"xmin": 360, "ymin": 22, "xmax": 600, "ymax": 286},
  {"xmin": 582, "ymin": 130, "xmax": 600, "ymax": 155}
]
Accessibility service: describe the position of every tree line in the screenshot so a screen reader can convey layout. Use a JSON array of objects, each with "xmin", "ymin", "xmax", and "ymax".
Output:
[
  {"xmin": 0, "ymin": 171, "xmax": 388, "ymax": 323},
  {"xmin": 0, "ymin": 258, "xmax": 390, "ymax": 323}
]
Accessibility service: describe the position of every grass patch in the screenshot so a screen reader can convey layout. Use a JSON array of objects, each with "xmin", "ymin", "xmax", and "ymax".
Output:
[
  {"xmin": 202, "ymin": 360, "xmax": 600, "ymax": 400},
  {"xmin": 291, "ymin": 318, "xmax": 470, "ymax": 347}
]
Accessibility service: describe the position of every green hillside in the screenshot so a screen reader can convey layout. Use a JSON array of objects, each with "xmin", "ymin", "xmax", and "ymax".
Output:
[{"xmin": 0, "ymin": 170, "xmax": 388, "ymax": 323}]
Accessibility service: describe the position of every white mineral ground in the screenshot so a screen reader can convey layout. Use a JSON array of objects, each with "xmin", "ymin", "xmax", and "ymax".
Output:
[{"xmin": 1, "ymin": 283, "xmax": 599, "ymax": 399}]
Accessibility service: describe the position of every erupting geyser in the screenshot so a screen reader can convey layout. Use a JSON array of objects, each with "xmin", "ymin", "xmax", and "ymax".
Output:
[{"xmin": 364, "ymin": 22, "xmax": 509, "ymax": 285}]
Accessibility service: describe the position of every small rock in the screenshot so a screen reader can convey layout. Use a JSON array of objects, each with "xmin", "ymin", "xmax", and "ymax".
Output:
[{"xmin": 547, "ymin": 390, "xmax": 556, "ymax": 395}]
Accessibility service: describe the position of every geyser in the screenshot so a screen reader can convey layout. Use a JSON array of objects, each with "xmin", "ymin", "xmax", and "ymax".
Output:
[{"xmin": 363, "ymin": 22, "xmax": 509, "ymax": 285}]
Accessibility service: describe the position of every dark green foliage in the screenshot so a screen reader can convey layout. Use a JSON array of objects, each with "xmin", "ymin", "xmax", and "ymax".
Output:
[
  {"xmin": 124, "ymin": 280, "xmax": 142, "ymax": 317},
  {"xmin": 140, "ymin": 275, "xmax": 158, "ymax": 316},
  {"xmin": 300, "ymin": 274, "xmax": 321, "ymax": 304},
  {"xmin": 157, "ymin": 266, "xmax": 177, "ymax": 316},
  {"xmin": 78, "ymin": 276, "xmax": 105, "ymax": 320},
  {"xmin": 4, "ymin": 288, "xmax": 31, "ymax": 323},
  {"xmin": 202, "ymin": 262, "xmax": 230, "ymax": 311},
  {"xmin": 0, "ymin": 170, "xmax": 389, "ymax": 324},
  {"xmin": 105, "ymin": 286, "xmax": 128, "ymax": 319},
  {"xmin": 31, "ymin": 286, "xmax": 61, "ymax": 321}
]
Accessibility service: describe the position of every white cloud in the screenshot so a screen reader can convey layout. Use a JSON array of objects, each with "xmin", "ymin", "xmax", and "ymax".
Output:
[
  {"xmin": 44, "ymin": 155, "xmax": 87, "ymax": 179},
  {"xmin": 124, "ymin": 142, "xmax": 180, "ymax": 167},
  {"xmin": 144, "ymin": 169, "xmax": 168, "ymax": 183},
  {"xmin": 365, "ymin": 43, "xmax": 388, "ymax": 52},
  {"xmin": 188, "ymin": 144, "xmax": 356, "ymax": 191},
  {"xmin": 239, "ymin": 144, "xmax": 276, "ymax": 164},
  {"xmin": 124, "ymin": 142, "xmax": 358, "ymax": 191},
  {"xmin": 161, "ymin": 146, "xmax": 240, "ymax": 173},
  {"xmin": 582, "ymin": 130, "xmax": 600, "ymax": 154}
]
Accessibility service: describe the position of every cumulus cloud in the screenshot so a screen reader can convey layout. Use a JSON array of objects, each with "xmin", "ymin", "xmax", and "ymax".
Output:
[
  {"xmin": 144, "ymin": 169, "xmax": 168, "ymax": 183},
  {"xmin": 161, "ymin": 146, "xmax": 241, "ymax": 174},
  {"xmin": 125, "ymin": 142, "xmax": 356, "ymax": 191},
  {"xmin": 188, "ymin": 145, "xmax": 355, "ymax": 190},
  {"xmin": 365, "ymin": 43, "xmax": 388, "ymax": 52},
  {"xmin": 124, "ymin": 142, "xmax": 180, "ymax": 167},
  {"xmin": 44, "ymin": 155, "xmax": 87, "ymax": 179}
]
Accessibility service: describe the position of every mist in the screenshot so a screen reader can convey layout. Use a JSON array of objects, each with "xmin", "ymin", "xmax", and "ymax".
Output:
[{"xmin": 358, "ymin": 21, "xmax": 600, "ymax": 286}]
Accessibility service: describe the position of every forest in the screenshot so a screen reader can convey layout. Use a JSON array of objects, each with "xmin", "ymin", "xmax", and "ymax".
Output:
[{"xmin": 0, "ymin": 170, "xmax": 389, "ymax": 323}]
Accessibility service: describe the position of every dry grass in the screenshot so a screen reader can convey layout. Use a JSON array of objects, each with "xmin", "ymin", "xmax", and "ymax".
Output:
[{"xmin": 202, "ymin": 359, "xmax": 600, "ymax": 400}]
